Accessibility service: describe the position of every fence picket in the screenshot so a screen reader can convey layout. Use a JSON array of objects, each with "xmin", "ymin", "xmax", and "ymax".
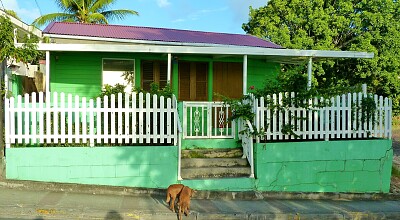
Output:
[
  {"xmin": 31, "ymin": 93, "xmax": 37, "ymax": 144},
  {"xmin": 160, "ymin": 96, "xmax": 165, "ymax": 143},
  {"xmin": 60, "ymin": 93, "xmax": 66, "ymax": 144},
  {"xmin": 138, "ymin": 93, "xmax": 144, "ymax": 143},
  {"xmin": 153, "ymin": 94, "xmax": 158, "ymax": 143},
  {"xmin": 118, "ymin": 93, "xmax": 123, "ymax": 144},
  {"xmin": 167, "ymin": 98, "xmax": 172, "ymax": 143},
  {"xmin": 53, "ymin": 92, "xmax": 59, "ymax": 143},
  {"xmin": 74, "ymin": 95, "xmax": 80, "ymax": 144},
  {"xmin": 82, "ymin": 97, "xmax": 87, "ymax": 144},
  {"xmin": 146, "ymin": 93, "xmax": 151, "ymax": 144},
  {"xmin": 24, "ymin": 93, "xmax": 29, "ymax": 143},
  {"xmin": 89, "ymin": 99, "xmax": 94, "ymax": 146},
  {"xmin": 67, "ymin": 94, "xmax": 73, "ymax": 143}
]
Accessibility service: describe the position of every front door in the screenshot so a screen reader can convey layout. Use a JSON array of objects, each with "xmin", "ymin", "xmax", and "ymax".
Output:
[{"xmin": 213, "ymin": 62, "xmax": 243, "ymax": 100}]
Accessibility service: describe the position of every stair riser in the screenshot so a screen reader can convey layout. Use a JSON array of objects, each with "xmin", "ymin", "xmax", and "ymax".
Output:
[
  {"xmin": 181, "ymin": 158, "xmax": 248, "ymax": 168},
  {"xmin": 182, "ymin": 149, "xmax": 243, "ymax": 159},
  {"xmin": 181, "ymin": 167, "xmax": 251, "ymax": 179}
]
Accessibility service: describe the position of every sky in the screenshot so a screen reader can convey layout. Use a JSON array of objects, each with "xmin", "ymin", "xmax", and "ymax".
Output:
[{"xmin": 1, "ymin": 0, "xmax": 267, "ymax": 34}]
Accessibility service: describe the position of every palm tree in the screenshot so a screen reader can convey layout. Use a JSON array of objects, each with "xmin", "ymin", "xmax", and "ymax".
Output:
[{"xmin": 32, "ymin": 0, "xmax": 138, "ymax": 27}]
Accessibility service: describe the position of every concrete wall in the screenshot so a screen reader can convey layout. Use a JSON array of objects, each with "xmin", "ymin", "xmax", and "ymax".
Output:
[
  {"xmin": 6, "ymin": 146, "xmax": 178, "ymax": 188},
  {"xmin": 255, "ymin": 139, "xmax": 393, "ymax": 193},
  {"xmin": 5, "ymin": 139, "xmax": 392, "ymax": 193}
]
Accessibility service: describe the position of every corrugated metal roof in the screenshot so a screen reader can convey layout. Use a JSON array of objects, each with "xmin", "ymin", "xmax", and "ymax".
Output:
[{"xmin": 43, "ymin": 22, "xmax": 282, "ymax": 48}]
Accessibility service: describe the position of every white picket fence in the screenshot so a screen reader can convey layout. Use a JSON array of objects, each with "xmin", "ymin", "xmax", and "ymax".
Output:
[
  {"xmin": 253, "ymin": 92, "xmax": 392, "ymax": 141},
  {"xmin": 5, "ymin": 92, "xmax": 179, "ymax": 147}
]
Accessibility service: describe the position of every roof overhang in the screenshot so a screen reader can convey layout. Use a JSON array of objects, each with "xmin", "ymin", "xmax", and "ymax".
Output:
[
  {"xmin": 0, "ymin": 10, "xmax": 42, "ymax": 38},
  {"xmin": 32, "ymin": 42, "xmax": 374, "ymax": 64}
]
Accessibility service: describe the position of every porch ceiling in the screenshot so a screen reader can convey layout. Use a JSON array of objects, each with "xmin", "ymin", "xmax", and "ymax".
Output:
[{"xmin": 34, "ymin": 43, "xmax": 374, "ymax": 64}]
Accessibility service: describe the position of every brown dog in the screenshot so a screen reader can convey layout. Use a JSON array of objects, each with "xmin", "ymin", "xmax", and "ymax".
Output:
[
  {"xmin": 178, "ymin": 186, "xmax": 195, "ymax": 220},
  {"xmin": 165, "ymin": 184, "xmax": 184, "ymax": 212}
]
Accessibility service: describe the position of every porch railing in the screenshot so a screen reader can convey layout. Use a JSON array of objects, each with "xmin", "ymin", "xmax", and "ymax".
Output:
[
  {"xmin": 252, "ymin": 92, "xmax": 392, "ymax": 141},
  {"xmin": 238, "ymin": 118, "xmax": 255, "ymax": 178},
  {"xmin": 5, "ymin": 92, "xmax": 179, "ymax": 147},
  {"xmin": 182, "ymin": 101, "xmax": 235, "ymax": 139}
]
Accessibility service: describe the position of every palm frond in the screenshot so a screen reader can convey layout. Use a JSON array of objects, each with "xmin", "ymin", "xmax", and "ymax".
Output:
[
  {"xmin": 87, "ymin": 13, "xmax": 108, "ymax": 24},
  {"xmin": 90, "ymin": 0, "xmax": 116, "ymax": 12},
  {"xmin": 32, "ymin": 13, "xmax": 77, "ymax": 27},
  {"xmin": 101, "ymin": 9, "xmax": 139, "ymax": 21}
]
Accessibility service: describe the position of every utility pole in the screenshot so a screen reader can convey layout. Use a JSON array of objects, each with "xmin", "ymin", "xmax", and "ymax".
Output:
[{"xmin": 0, "ymin": 59, "xmax": 4, "ymax": 157}]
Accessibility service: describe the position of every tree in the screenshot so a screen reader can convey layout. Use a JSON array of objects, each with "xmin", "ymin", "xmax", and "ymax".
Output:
[
  {"xmin": 4, "ymin": 10, "xmax": 20, "ymax": 20},
  {"xmin": 243, "ymin": 0, "xmax": 400, "ymax": 114},
  {"xmin": 32, "ymin": 0, "xmax": 139, "ymax": 27}
]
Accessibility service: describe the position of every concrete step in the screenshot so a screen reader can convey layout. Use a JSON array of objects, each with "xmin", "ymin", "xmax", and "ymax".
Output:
[
  {"xmin": 182, "ymin": 148, "xmax": 243, "ymax": 158},
  {"xmin": 181, "ymin": 158, "xmax": 248, "ymax": 168},
  {"xmin": 181, "ymin": 166, "xmax": 251, "ymax": 179}
]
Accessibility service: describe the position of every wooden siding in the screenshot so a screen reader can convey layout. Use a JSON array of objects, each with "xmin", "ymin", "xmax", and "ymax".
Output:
[
  {"xmin": 49, "ymin": 52, "xmax": 279, "ymax": 100},
  {"xmin": 247, "ymin": 59, "xmax": 280, "ymax": 91}
]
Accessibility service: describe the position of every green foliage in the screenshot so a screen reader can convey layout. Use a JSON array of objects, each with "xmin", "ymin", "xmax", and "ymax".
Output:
[
  {"xmin": 0, "ymin": 16, "xmax": 39, "ymax": 63},
  {"xmin": 243, "ymin": 0, "xmax": 400, "ymax": 115},
  {"xmin": 133, "ymin": 82, "xmax": 173, "ymax": 99},
  {"xmin": 221, "ymin": 95, "xmax": 255, "ymax": 122},
  {"xmin": 4, "ymin": 10, "xmax": 20, "ymax": 20},
  {"xmin": 32, "ymin": 0, "xmax": 139, "ymax": 27}
]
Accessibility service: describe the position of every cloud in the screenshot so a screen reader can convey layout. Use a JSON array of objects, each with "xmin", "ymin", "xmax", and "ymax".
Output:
[
  {"xmin": 157, "ymin": 0, "xmax": 171, "ymax": 8},
  {"xmin": 2, "ymin": 0, "xmax": 40, "ymax": 23}
]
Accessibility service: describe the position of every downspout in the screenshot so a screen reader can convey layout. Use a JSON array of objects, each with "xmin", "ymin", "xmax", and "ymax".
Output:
[{"xmin": 243, "ymin": 55, "xmax": 248, "ymax": 95}]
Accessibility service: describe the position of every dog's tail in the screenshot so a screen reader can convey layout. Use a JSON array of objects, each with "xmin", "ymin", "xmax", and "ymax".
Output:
[{"xmin": 166, "ymin": 193, "xmax": 170, "ymax": 203}]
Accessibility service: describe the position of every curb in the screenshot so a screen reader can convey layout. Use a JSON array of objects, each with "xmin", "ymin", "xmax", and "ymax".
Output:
[{"xmin": 1, "ymin": 178, "xmax": 400, "ymax": 201}]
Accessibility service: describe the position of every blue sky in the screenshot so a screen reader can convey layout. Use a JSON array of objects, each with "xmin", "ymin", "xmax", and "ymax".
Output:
[{"xmin": 2, "ymin": 0, "xmax": 267, "ymax": 34}]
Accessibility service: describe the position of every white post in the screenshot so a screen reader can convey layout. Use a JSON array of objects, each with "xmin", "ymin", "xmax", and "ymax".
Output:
[
  {"xmin": 243, "ymin": 55, "xmax": 248, "ymax": 95},
  {"xmin": 362, "ymin": 84, "xmax": 367, "ymax": 94},
  {"xmin": 167, "ymin": 53, "xmax": 172, "ymax": 83},
  {"xmin": 45, "ymin": 51, "xmax": 50, "ymax": 94},
  {"xmin": 13, "ymin": 28, "xmax": 18, "ymax": 44},
  {"xmin": 307, "ymin": 57, "xmax": 312, "ymax": 90}
]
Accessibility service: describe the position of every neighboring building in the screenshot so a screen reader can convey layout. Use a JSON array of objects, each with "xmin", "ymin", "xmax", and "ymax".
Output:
[{"xmin": 0, "ymin": 9, "xmax": 43, "ymax": 96}]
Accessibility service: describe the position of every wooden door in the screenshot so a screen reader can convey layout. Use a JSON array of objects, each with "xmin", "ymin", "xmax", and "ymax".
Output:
[{"xmin": 213, "ymin": 62, "xmax": 243, "ymax": 100}]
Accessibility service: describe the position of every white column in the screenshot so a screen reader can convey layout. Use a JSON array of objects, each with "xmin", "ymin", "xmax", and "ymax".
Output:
[
  {"xmin": 167, "ymin": 53, "xmax": 172, "ymax": 83},
  {"xmin": 243, "ymin": 55, "xmax": 248, "ymax": 95},
  {"xmin": 307, "ymin": 57, "xmax": 312, "ymax": 90},
  {"xmin": 45, "ymin": 51, "xmax": 50, "ymax": 94}
]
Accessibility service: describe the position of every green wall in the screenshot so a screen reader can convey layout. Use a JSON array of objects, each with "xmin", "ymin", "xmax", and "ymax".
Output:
[
  {"xmin": 5, "ymin": 139, "xmax": 392, "ymax": 192},
  {"xmin": 49, "ymin": 52, "xmax": 279, "ymax": 99},
  {"xmin": 255, "ymin": 139, "xmax": 393, "ymax": 193},
  {"xmin": 6, "ymin": 146, "xmax": 178, "ymax": 188}
]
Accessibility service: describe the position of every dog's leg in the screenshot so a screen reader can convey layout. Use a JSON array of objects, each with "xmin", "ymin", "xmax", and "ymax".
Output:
[
  {"xmin": 170, "ymin": 195, "xmax": 176, "ymax": 211},
  {"xmin": 178, "ymin": 205, "xmax": 182, "ymax": 220}
]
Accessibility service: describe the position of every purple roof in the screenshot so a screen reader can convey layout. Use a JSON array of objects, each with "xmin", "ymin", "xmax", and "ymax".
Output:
[{"xmin": 43, "ymin": 22, "xmax": 282, "ymax": 49}]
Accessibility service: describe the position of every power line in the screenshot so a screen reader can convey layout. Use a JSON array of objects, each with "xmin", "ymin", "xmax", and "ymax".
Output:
[
  {"xmin": 34, "ymin": 0, "xmax": 42, "ymax": 16},
  {"xmin": 0, "ymin": 0, "xmax": 6, "ymax": 11}
]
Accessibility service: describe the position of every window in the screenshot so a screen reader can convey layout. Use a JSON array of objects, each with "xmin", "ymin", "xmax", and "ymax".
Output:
[
  {"xmin": 102, "ymin": 59, "xmax": 135, "ymax": 93},
  {"xmin": 141, "ymin": 60, "xmax": 168, "ymax": 91}
]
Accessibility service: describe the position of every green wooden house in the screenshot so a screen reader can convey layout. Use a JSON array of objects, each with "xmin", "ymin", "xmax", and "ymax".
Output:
[{"xmin": 5, "ymin": 22, "xmax": 393, "ymax": 193}]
